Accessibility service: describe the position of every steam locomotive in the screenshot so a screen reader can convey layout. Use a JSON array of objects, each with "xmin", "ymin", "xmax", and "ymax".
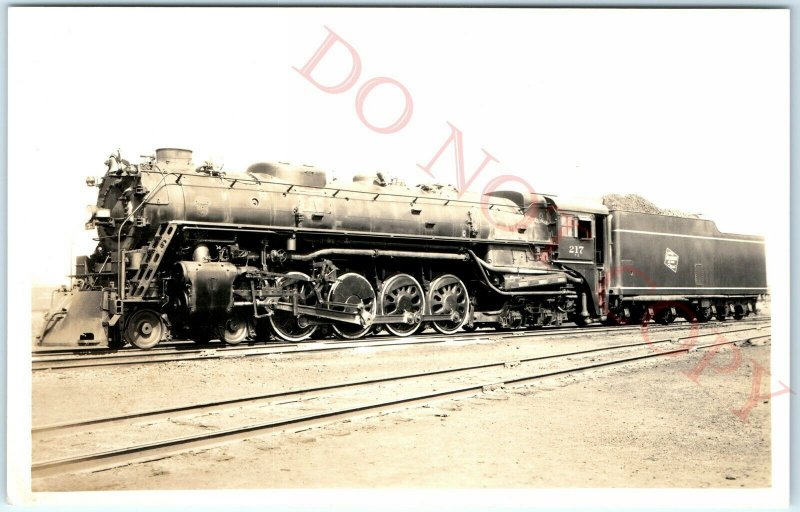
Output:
[{"xmin": 37, "ymin": 148, "xmax": 768, "ymax": 349}]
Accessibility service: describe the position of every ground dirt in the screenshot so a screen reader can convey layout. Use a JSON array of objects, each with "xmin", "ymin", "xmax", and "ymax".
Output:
[{"xmin": 32, "ymin": 328, "xmax": 772, "ymax": 491}]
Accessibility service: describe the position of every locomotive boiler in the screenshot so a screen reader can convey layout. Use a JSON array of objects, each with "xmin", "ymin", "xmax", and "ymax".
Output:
[{"xmin": 37, "ymin": 148, "xmax": 768, "ymax": 349}]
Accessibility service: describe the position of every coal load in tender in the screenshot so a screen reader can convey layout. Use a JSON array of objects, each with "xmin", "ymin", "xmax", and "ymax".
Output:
[{"xmin": 601, "ymin": 193, "xmax": 699, "ymax": 218}]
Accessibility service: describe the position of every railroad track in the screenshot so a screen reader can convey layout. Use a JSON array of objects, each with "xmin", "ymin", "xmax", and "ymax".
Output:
[
  {"xmin": 31, "ymin": 316, "xmax": 770, "ymax": 371},
  {"xmin": 32, "ymin": 315, "xmax": 770, "ymax": 357},
  {"xmin": 32, "ymin": 322, "xmax": 770, "ymax": 479},
  {"xmin": 29, "ymin": 324, "xmax": 606, "ymax": 357}
]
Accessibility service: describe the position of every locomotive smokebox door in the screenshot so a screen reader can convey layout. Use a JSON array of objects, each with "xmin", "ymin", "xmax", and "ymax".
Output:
[{"xmin": 37, "ymin": 290, "xmax": 109, "ymax": 347}]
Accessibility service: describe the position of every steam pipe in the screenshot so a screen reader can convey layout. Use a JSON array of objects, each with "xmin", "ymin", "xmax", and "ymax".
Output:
[
  {"xmin": 288, "ymin": 248, "xmax": 469, "ymax": 262},
  {"xmin": 470, "ymin": 252, "xmax": 554, "ymax": 275},
  {"xmin": 580, "ymin": 291, "xmax": 589, "ymax": 319},
  {"xmin": 466, "ymin": 250, "xmax": 572, "ymax": 296},
  {"xmin": 469, "ymin": 249, "xmax": 584, "ymax": 284}
]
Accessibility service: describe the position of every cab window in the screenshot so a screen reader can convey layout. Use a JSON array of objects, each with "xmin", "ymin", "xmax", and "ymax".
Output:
[
  {"xmin": 560, "ymin": 215, "xmax": 577, "ymax": 238},
  {"xmin": 578, "ymin": 219, "xmax": 592, "ymax": 240}
]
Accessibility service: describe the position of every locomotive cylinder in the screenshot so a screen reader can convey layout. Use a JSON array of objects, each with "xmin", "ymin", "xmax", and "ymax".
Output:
[{"xmin": 174, "ymin": 261, "xmax": 238, "ymax": 317}]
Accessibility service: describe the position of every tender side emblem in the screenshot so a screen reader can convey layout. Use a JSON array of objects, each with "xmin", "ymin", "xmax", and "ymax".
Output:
[{"xmin": 664, "ymin": 248, "xmax": 679, "ymax": 273}]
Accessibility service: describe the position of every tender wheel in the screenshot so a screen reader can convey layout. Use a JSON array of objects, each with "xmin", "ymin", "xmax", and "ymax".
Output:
[
  {"xmin": 428, "ymin": 274, "xmax": 470, "ymax": 335},
  {"xmin": 218, "ymin": 311, "xmax": 254, "ymax": 345},
  {"xmin": 269, "ymin": 271, "xmax": 319, "ymax": 342},
  {"xmin": 695, "ymin": 306, "xmax": 712, "ymax": 323},
  {"xmin": 656, "ymin": 313, "xmax": 675, "ymax": 325},
  {"xmin": 628, "ymin": 307, "xmax": 646, "ymax": 326},
  {"xmin": 329, "ymin": 272, "xmax": 377, "ymax": 340},
  {"xmin": 124, "ymin": 309, "xmax": 168, "ymax": 350},
  {"xmin": 379, "ymin": 273, "xmax": 426, "ymax": 337},
  {"xmin": 655, "ymin": 309, "xmax": 676, "ymax": 325}
]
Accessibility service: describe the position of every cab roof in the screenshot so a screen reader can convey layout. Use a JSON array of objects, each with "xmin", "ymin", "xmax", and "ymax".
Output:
[{"xmin": 545, "ymin": 195, "xmax": 609, "ymax": 215}]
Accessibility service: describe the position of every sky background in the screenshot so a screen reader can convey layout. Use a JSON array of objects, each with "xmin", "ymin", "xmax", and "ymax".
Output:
[{"xmin": 8, "ymin": 7, "xmax": 789, "ymax": 285}]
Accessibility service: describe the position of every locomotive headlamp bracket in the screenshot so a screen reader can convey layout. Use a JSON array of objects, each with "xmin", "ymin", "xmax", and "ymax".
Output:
[{"xmin": 86, "ymin": 206, "xmax": 111, "ymax": 230}]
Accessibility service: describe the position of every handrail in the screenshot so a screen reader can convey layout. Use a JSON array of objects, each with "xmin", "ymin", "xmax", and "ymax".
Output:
[
  {"xmin": 132, "ymin": 168, "xmax": 547, "ymax": 213},
  {"xmin": 115, "ymin": 166, "xmax": 170, "ymax": 298}
]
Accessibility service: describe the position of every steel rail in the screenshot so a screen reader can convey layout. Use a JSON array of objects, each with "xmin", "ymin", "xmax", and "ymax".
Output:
[
  {"xmin": 31, "ymin": 318, "xmax": 770, "ymax": 371},
  {"xmin": 34, "ymin": 324, "xmax": 760, "ymax": 434},
  {"xmin": 32, "ymin": 314, "xmax": 770, "ymax": 362},
  {"xmin": 31, "ymin": 314, "xmax": 771, "ymax": 358},
  {"xmin": 30, "ymin": 322, "xmax": 610, "ymax": 357},
  {"xmin": 30, "ymin": 337, "xmax": 468, "ymax": 371},
  {"xmin": 31, "ymin": 341, "xmax": 296, "ymax": 357},
  {"xmin": 31, "ymin": 331, "xmax": 770, "ymax": 479}
]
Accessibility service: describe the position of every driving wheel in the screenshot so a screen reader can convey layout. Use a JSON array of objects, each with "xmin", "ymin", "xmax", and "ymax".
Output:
[
  {"xmin": 329, "ymin": 272, "xmax": 376, "ymax": 340},
  {"xmin": 269, "ymin": 271, "xmax": 319, "ymax": 342},
  {"xmin": 428, "ymin": 274, "xmax": 470, "ymax": 335},
  {"xmin": 379, "ymin": 273, "xmax": 426, "ymax": 337}
]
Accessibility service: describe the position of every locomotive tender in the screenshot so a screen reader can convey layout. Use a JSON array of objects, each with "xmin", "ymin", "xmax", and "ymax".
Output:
[{"xmin": 38, "ymin": 148, "xmax": 768, "ymax": 349}]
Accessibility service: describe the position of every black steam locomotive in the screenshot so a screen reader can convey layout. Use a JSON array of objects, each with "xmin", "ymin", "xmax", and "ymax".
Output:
[{"xmin": 37, "ymin": 148, "xmax": 768, "ymax": 349}]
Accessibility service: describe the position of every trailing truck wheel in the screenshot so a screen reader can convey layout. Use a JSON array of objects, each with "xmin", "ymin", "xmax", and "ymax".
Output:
[
  {"xmin": 428, "ymin": 274, "xmax": 470, "ymax": 335},
  {"xmin": 329, "ymin": 272, "xmax": 377, "ymax": 340},
  {"xmin": 379, "ymin": 273, "xmax": 426, "ymax": 337},
  {"xmin": 124, "ymin": 309, "xmax": 168, "ymax": 350},
  {"xmin": 572, "ymin": 315, "xmax": 589, "ymax": 327},
  {"xmin": 218, "ymin": 311, "xmax": 254, "ymax": 345},
  {"xmin": 269, "ymin": 272, "xmax": 319, "ymax": 342}
]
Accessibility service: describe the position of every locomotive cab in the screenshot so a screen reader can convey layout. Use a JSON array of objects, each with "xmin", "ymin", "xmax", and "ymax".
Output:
[{"xmin": 545, "ymin": 197, "xmax": 611, "ymax": 325}]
